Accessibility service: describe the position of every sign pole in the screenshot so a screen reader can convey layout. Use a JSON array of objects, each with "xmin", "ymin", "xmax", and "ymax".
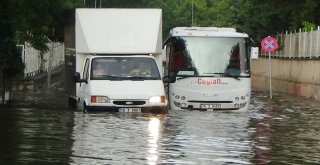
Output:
[
  {"xmin": 268, "ymin": 52, "xmax": 272, "ymax": 99},
  {"xmin": 261, "ymin": 36, "xmax": 278, "ymax": 99}
]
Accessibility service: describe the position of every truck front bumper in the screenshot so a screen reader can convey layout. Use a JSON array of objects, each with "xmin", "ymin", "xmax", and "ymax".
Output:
[{"xmin": 85, "ymin": 105, "xmax": 168, "ymax": 114}]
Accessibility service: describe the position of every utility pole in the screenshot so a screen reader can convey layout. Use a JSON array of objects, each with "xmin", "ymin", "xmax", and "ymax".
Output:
[{"xmin": 191, "ymin": 0, "xmax": 194, "ymax": 26}]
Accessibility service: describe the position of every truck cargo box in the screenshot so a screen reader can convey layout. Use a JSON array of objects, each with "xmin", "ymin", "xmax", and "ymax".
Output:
[{"xmin": 76, "ymin": 8, "xmax": 162, "ymax": 54}]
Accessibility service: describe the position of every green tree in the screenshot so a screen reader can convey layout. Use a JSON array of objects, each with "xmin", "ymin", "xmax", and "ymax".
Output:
[
  {"xmin": 0, "ymin": 39, "xmax": 24, "ymax": 76},
  {"xmin": 14, "ymin": 0, "xmax": 78, "ymax": 52},
  {"xmin": 143, "ymin": 0, "xmax": 239, "ymax": 38},
  {"xmin": 0, "ymin": 0, "xmax": 24, "ymax": 77},
  {"xmin": 208, "ymin": 0, "xmax": 237, "ymax": 27},
  {"xmin": 236, "ymin": 0, "xmax": 320, "ymax": 42},
  {"xmin": 2, "ymin": 0, "xmax": 319, "ymax": 76}
]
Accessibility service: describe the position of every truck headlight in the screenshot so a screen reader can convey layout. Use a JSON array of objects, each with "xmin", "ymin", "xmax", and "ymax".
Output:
[
  {"xmin": 91, "ymin": 96, "xmax": 110, "ymax": 103},
  {"xmin": 149, "ymin": 96, "xmax": 165, "ymax": 103}
]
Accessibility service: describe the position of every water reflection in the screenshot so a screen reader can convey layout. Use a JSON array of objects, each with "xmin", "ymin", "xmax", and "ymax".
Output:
[
  {"xmin": 0, "ymin": 107, "xmax": 74, "ymax": 164},
  {"xmin": 250, "ymin": 91, "xmax": 320, "ymax": 164},
  {"xmin": 159, "ymin": 111, "xmax": 253, "ymax": 164},
  {"xmin": 70, "ymin": 112, "xmax": 165, "ymax": 165},
  {"xmin": 1, "ymin": 91, "xmax": 320, "ymax": 164},
  {"xmin": 69, "ymin": 111, "xmax": 253, "ymax": 164},
  {"xmin": 249, "ymin": 94, "xmax": 274, "ymax": 164},
  {"xmin": 147, "ymin": 118, "xmax": 160, "ymax": 165}
]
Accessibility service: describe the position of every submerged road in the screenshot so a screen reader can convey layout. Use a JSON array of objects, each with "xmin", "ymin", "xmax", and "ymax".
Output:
[{"xmin": 1, "ymin": 82, "xmax": 320, "ymax": 164}]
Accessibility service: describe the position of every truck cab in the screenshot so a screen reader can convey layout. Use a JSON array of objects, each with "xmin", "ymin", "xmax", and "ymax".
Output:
[{"xmin": 74, "ymin": 55, "xmax": 167, "ymax": 113}]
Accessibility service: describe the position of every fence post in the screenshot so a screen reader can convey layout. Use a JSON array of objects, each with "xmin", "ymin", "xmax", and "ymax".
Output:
[
  {"xmin": 277, "ymin": 34, "xmax": 280, "ymax": 57},
  {"xmin": 289, "ymin": 31, "xmax": 292, "ymax": 58},
  {"xmin": 280, "ymin": 33, "xmax": 283, "ymax": 57},
  {"xmin": 47, "ymin": 41, "xmax": 54, "ymax": 89},
  {"xmin": 293, "ymin": 30, "xmax": 297, "ymax": 58},
  {"xmin": 309, "ymin": 27, "xmax": 313, "ymax": 59},
  {"xmin": 303, "ymin": 29, "xmax": 307, "ymax": 58},
  {"xmin": 317, "ymin": 26, "xmax": 319, "ymax": 58},
  {"xmin": 299, "ymin": 28, "xmax": 301, "ymax": 58}
]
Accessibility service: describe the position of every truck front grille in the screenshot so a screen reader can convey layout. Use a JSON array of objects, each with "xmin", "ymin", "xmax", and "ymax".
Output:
[{"xmin": 113, "ymin": 101, "xmax": 146, "ymax": 105}]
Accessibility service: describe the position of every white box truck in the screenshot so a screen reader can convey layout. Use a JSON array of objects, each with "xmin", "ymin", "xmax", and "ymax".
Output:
[{"xmin": 70, "ymin": 8, "xmax": 167, "ymax": 113}]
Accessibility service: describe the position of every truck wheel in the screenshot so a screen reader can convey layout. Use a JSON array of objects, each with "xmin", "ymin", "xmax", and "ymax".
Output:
[{"xmin": 68, "ymin": 98, "xmax": 77, "ymax": 109}]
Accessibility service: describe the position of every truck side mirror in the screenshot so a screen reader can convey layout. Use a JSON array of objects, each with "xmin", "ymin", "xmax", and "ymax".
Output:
[
  {"xmin": 74, "ymin": 72, "xmax": 80, "ymax": 82},
  {"xmin": 251, "ymin": 47, "xmax": 259, "ymax": 59},
  {"xmin": 74, "ymin": 72, "xmax": 87, "ymax": 83}
]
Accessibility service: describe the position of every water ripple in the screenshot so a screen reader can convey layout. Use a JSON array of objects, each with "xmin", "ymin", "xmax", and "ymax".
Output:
[{"xmin": 1, "ymin": 91, "xmax": 320, "ymax": 164}]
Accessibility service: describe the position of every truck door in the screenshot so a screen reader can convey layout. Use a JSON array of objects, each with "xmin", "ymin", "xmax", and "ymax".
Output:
[{"xmin": 79, "ymin": 58, "xmax": 90, "ymax": 107}]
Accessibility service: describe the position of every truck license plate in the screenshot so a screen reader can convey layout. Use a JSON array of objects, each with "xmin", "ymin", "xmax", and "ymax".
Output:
[
  {"xmin": 119, "ymin": 108, "xmax": 141, "ymax": 112},
  {"xmin": 200, "ymin": 104, "xmax": 221, "ymax": 109}
]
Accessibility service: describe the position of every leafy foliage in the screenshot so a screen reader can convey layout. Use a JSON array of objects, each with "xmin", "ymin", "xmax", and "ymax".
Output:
[
  {"xmin": 14, "ymin": 0, "xmax": 77, "ymax": 51},
  {"xmin": 236, "ymin": 0, "xmax": 320, "ymax": 41},
  {"xmin": 0, "ymin": 0, "xmax": 23, "ymax": 77},
  {"xmin": 302, "ymin": 21, "xmax": 316, "ymax": 32},
  {"xmin": 0, "ymin": 39, "xmax": 24, "ymax": 76},
  {"xmin": 0, "ymin": 0, "xmax": 77, "ymax": 77},
  {"xmin": 1, "ymin": 0, "xmax": 320, "ymax": 77}
]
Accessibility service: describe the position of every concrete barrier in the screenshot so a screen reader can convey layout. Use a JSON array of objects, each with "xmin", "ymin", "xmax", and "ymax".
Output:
[{"xmin": 251, "ymin": 58, "xmax": 320, "ymax": 101}]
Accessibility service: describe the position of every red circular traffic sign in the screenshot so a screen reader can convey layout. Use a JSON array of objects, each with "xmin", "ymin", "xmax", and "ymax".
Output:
[{"xmin": 261, "ymin": 36, "xmax": 278, "ymax": 53}]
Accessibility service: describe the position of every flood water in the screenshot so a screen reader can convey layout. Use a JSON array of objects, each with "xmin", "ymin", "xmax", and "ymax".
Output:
[{"xmin": 1, "ymin": 89, "xmax": 320, "ymax": 165}]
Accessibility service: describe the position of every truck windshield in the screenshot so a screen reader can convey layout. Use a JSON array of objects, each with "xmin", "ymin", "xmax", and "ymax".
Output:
[
  {"xmin": 169, "ymin": 36, "xmax": 250, "ymax": 77},
  {"xmin": 90, "ymin": 57, "xmax": 161, "ymax": 80}
]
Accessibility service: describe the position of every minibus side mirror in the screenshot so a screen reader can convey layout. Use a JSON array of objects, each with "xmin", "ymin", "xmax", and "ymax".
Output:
[
  {"xmin": 163, "ymin": 72, "xmax": 176, "ymax": 83},
  {"xmin": 251, "ymin": 47, "xmax": 259, "ymax": 59}
]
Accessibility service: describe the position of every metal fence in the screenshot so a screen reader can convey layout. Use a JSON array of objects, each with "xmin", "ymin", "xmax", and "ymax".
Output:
[
  {"xmin": 23, "ymin": 42, "xmax": 65, "ymax": 77},
  {"xmin": 260, "ymin": 26, "xmax": 320, "ymax": 59}
]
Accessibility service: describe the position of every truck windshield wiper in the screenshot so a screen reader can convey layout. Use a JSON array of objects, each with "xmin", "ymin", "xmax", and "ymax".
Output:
[
  {"xmin": 106, "ymin": 75, "xmax": 121, "ymax": 78},
  {"xmin": 92, "ymin": 75, "xmax": 122, "ymax": 80},
  {"xmin": 126, "ymin": 76, "xmax": 159, "ymax": 80},
  {"xmin": 144, "ymin": 77, "xmax": 159, "ymax": 80},
  {"xmin": 125, "ymin": 76, "xmax": 147, "ymax": 81}
]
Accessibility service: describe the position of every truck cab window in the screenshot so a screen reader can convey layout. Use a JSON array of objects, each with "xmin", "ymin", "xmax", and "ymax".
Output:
[{"xmin": 90, "ymin": 57, "xmax": 161, "ymax": 80}]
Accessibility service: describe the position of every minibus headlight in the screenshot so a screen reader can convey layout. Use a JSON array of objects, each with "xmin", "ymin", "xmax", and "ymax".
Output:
[
  {"xmin": 240, "ymin": 103, "xmax": 247, "ymax": 107},
  {"xmin": 91, "ymin": 96, "xmax": 110, "ymax": 103},
  {"xmin": 173, "ymin": 101, "xmax": 181, "ymax": 107},
  {"xmin": 149, "ymin": 96, "xmax": 165, "ymax": 103}
]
